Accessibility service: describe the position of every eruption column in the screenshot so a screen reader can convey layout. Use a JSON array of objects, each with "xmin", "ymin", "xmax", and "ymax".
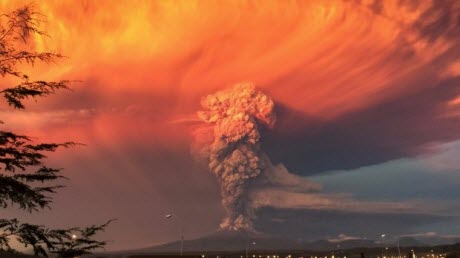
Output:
[{"xmin": 197, "ymin": 82, "xmax": 276, "ymax": 231}]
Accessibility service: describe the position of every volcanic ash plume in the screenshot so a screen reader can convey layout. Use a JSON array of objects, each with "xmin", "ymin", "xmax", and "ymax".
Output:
[{"xmin": 196, "ymin": 82, "xmax": 276, "ymax": 231}]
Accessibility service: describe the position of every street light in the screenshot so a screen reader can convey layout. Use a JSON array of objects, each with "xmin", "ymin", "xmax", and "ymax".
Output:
[
  {"xmin": 381, "ymin": 234, "xmax": 402, "ymax": 258},
  {"xmin": 246, "ymin": 240, "xmax": 256, "ymax": 258},
  {"xmin": 165, "ymin": 213, "xmax": 184, "ymax": 256},
  {"xmin": 381, "ymin": 234, "xmax": 386, "ymax": 258}
]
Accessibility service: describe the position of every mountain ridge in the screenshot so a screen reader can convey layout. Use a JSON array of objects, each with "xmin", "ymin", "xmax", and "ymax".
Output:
[{"xmin": 108, "ymin": 230, "xmax": 460, "ymax": 255}]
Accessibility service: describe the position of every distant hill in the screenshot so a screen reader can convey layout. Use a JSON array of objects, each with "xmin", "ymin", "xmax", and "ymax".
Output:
[
  {"xmin": 398, "ymin": 237, "xmax": 427, "ymax": 247},
  {"xmin": 103, "ymin": 230, "xmax": 385, "ymax": 256},
  {"xmin": 398, "ymin": 236, "xmax": 460, "ymax": 247},
  {"xmin": 136, "ymin": 230, "xmax": 304, "ymax": 253},
  {"xmin": 91, "ymin": 230, "xmax": 460, "ymax": 257},
  {"xmin": 305, "ymin": 239, "xmax": 378, "ymax": 251}
]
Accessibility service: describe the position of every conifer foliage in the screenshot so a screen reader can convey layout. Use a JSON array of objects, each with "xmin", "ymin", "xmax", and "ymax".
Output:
[{"xmin": 0, "ymin": 5, "xmax": 111, "ymax": 257}]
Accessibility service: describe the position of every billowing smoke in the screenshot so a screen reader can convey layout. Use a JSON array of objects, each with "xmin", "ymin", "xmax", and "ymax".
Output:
[
  {"xmin": 193, "ymin": 82, "xmax": 415, "ymax": 231},
  {"xmin": 195, "ymin": 82, "xmax": 276, "ymax": 231}
]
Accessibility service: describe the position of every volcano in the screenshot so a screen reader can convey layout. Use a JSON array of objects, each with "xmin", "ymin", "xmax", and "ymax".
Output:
[
  {"xmin": 113, "ymin": 230, "xmax": 378, "ymax": 255},
  {"xmin": 92, "ymin": 230, "xmax": 460, "ymax": 258}
]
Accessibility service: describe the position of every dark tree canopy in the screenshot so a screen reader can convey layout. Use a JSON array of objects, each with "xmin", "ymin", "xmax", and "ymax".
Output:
[{"xmin": 0, "ymin": 5, "xmax": 111, "ymax": 258}]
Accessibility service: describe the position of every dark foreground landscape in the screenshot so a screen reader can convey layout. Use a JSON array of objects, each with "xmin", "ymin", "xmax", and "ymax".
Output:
[
  {"xmin": 5, "ymin": 244, "xmax": 460, "ymax": 258},
  {"xmin": 93, "ymin": 242, "xmax": 460, "ymax": 258},
  {"xmin": 4, "ymin": 235, "xmax": 460, "ymax": 258}
]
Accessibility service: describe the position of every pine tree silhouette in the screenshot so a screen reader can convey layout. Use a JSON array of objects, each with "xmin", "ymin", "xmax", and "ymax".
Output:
[{"xmin": 0, "ymin": 5, "xmax": 112, "ymax": 258}]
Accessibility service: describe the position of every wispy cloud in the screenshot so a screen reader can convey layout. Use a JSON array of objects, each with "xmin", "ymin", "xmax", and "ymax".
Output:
[{"xmin": 328, "ymin": 234, "xmax": 364, "ymax": 243}]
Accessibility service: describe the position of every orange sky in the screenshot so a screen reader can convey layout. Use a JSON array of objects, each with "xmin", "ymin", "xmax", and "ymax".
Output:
[
  {"xmin": 1, "ymin": 0, "xmax": 459, "ymax": 185},
  {"xmin": 2, "ymin": 0, "xmax": 457, "ymax": 130},
  {"xmin": 3, "ymin": 0, "xmax": 460, "ymax": 250}
]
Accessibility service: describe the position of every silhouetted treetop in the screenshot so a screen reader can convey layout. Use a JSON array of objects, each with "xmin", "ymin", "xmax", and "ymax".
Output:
[
  {"xmin": 0, "ymin": 4, "xmax": 71, "ymax": 109},
  {"xmin": 0, "ymin": 4, "xmax": 111, "ymax": 257}
]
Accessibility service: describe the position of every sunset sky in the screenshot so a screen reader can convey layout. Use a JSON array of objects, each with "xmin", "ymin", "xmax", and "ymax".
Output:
[{"xmin": 2, "ymin": 0, "xmax": 460, "ymax": 251}]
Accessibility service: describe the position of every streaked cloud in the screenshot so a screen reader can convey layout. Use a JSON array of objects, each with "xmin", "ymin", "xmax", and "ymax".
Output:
[{"xmin": 1, "ymin": 0, "xmax": 460, "ymax": 250}]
